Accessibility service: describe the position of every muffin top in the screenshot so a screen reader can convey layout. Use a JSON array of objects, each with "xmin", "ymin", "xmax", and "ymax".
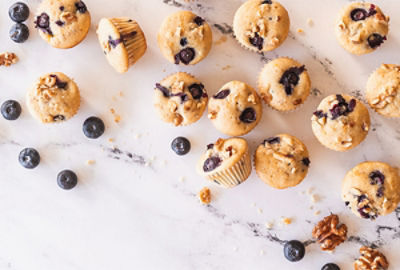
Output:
[
  {"xmin": 26, "ymin": 72, "xmax": 80, "ymax": 123},
  {"xmin": 233, "ymin": 0, "xmax": 290, "ymax": 52},
  {"xmin": 366, "ymin": 64, "xmax": 400, "ymax": 118},
  {"xmin": 197, "ymin": 137, "xmax": 249, "ymax": 175},
  {"xmin": 258, "ymin": 57, "xmax": 311, "ymax": 111},
  {"xmin": 342, "ymin": 161, "xmax": 400, "ymax": 219},
  {"xmin": 208, "ymin": 81, "xmax": 262, "ymax": 136},
  {"xmin": 34, "ymin": 0, "xmax": 91, "ymax": 49},
  {"xmin": 255, "ymin": 134, "xmax": 310, "ymax": 189},
  {"xmin": 335, "ymin": 2, "xmax": 389, "ymax": 55},
  {"xmin": 311, "ymin": 94, "xmax": 370, "ymax": 152},
  {"xmin": 157, "ymin": 10, "xmax": 212, "ymax": 65},
  {"xmin": 153, "ymin": 72, "xmax": 208, "ymax": 126}
]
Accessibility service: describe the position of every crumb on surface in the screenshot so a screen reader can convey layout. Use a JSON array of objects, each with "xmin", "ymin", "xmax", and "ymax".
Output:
[
  {"xmin": 199, "ymin": 187, "xmax": 211, "ymax": 204},
  {"xmin": 257, "ymin": 208, "xmax": 263, "ymax": 214},
  {"xmin": 108, "ymin": 138, "xmax": 114, "ymax": 143},
  {"xmin": 314, "ymin": 210, "xmax": 321, "ymax": 216},
  {"xmin": 297, "ymin": 28, "xmax": 304, "ymax": 33},
  {"xmin": 281, "ymin": 217, "xmax": 292, "ymax": 225},
  {"xmin": 265, "ymin": 222, "xmax": 274, "ymax": 230},
  {"xmin": 179, "ymin": 176, "xmax": 185, "ymax": 182},
  {"xmin": 259, "ymin": 250, "xmax": 265, "ymax": 255},
  {"xmin": 214, "ymin": 35, "xmax": 227, "ymax": 45},
  {"xmin": 222, "ymin": 65, "xmax": 231, "ymax": 71},
  {"xmin": 86, "ymin": 160, "xmax": 95, "ymax": 165},
  {"xmin": 307, "ymin": 18, "xmax": 314, "ymax": 26},
  {"xmin": 311, "ymin": 194, "xmax": 319, "ymax": 203},
  {"xmin": 110, "ymin": 108, "xmax": 121, "ymax": 123}
]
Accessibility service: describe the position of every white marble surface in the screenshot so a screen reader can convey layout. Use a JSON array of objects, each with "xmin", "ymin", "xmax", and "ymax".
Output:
[{"xmin": 0, "ymin": 0, "xmax": 400, "ymax": 269}]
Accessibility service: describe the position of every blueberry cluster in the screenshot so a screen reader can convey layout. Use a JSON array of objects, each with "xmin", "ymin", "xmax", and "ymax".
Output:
[{"xmin": 8, "ymin": 2, "xmax": 30, "ymax": 43}]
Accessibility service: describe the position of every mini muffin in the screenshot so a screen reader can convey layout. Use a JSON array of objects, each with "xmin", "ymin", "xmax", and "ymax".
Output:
[
  {"xmin": 34, "ymin": 0, "xmax": 91, "ymax": 49},
  {"xmin": 342, "ymin": 161, "xmax": 400, "ymax": 220},
  {"xmin": 97, "ymin": 18, "xmax": 147, "ymax": 73},
  {"xmin": 254, "ymin": 134, "xmax": 310, "ymax": 189},
  {"xmin": 311, "ymin": 94, "xmax": 370, "ymax": 152},
  {"xmin": 258, "ymin": 57, "xmax": 311, "ymax": 111},
  {"xmin": 157, "ymin": 11, "xmax": 212, "ymax": 65},
  {"xmin": 366, "ymin": 64, "xmax": 400, "ymax": 118},
  {"xmin": 154, "ymin": 72, "xmax": 208, "ymax": 126},
  {"xmin": 208, "ymin": 81, "xmax": 262, "ymax": 136},
  {"xmin": 27, "ymin": 72, "xmax": 80, "ymax": 123},
  {"xmin": 335, "ymin": 2, "xmax": 389, "ymax": 55},
  {"xmin": 197, "ymin": 137, "xmax": 252, "ymax": 188},
  {"xmin": 233, "ymin": 0, "xmax": 290, "ymax": 52}
]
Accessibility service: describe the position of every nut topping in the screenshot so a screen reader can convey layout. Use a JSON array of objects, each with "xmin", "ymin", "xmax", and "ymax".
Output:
[
  {"xmin": 312, "ymin": 214, "xmax": 347, "ymax": 251},
  {"xmin": 354, "ymin": 246, "xmax": 389, "ymax": 270}
]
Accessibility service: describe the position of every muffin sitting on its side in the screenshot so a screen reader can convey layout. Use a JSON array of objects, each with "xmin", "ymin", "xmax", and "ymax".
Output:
[
  {"xmin": 97, "ymin": 17, "xmax": 147, "ymax": 73},
  {"xmin": 197, "ymin": 137, "xmax": 252, "ymax": 188}
]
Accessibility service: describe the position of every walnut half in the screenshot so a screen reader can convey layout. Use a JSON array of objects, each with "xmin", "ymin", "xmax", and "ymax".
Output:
[
  {"xmin": 312, "ymin": 214, "xmax": 347, "ymax": 251},
  {"xmin": 0, "ymin": 52, "xmax": 18, "ymax": 67},
  {"xmin": 354, "ymin": 246, "xmax": 389, "ymax": 270}
]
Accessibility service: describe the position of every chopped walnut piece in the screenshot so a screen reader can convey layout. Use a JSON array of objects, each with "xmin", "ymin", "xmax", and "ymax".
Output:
[
  {"xmin": 199, "ymin": 187, "xmax": 211, "ymax": 204},
  {"xmin": 354, "ymin": 246, "xmax": 389, "ymax": 270},
  {"xmin": 0, "ymin": 52, "xmax": 18, "ymax": 67},
  {"xmin": 312, "ymin": 214, "xmax": 347, "ymax": 251}
]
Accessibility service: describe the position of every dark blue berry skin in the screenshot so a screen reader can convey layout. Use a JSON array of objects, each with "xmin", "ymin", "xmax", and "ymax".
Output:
[
  {"xmin": 83, "ymin": 117, "xmax": 105, "ymax": 139},
  {"xmin": 322, "ymin": 263, "xmax": 340, "ymax": 270},
  {"xmin": 284, "ymin": 240, "xmax": 305, "ymax": 262},
  {"xmin": 9, "ymin": 2, "xmax": 30, "ymax": 23},
  {"xmin": 57, "ymin": 170, "xmax": 78, "ymax": 190},
  {"xmin": 1, "ymin": 100, "xmax": 21, "ymax": 120},
  {"xmin": 171, "ymin": 137, "xmax": 191, "ymax": 155},
  {"xmin": 10, "ymin": 23, "xmax": 29, "ymax": 43},
  {"xmin": 19, "ymin": 148, "xmax": 40, "ymax": 169}
]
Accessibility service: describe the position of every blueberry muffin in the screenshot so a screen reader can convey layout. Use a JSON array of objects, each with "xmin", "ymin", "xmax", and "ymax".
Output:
[
  {"xmin": 342, "ymin": 161, "xmax": 400, "ymax": 220},
  {"xmin": 233, "ymin": 0, "xmax": 290, "ymax": 52},
  {"xmin": 311, "ymin": 94, "xmax": 370, "ymax": 152},
  {"xmin": 258, "ymin": 57, "xmax": 311, "ymax": 111},
  {"xmin": 154, "ymin": 72, "xmax": 208, "ymax": 126},
  {"xmin": 97, "ymin": 18, "xmax": 147, "ymax": 73},
  {"xmin": 208, "ymin": 81, "xmax": 262, "ymax": 136},
  {"xmin": 27, "ymin": 72, "xmax": 80, "ymax": 123},
  {"xmin": 34, "ymin": 0, "xmax": 91, "ymax": 49},
  {"xmin": 366, "ymin": 64, "xmax": 400, "ymax": 118},
  {"xmin": 254, "ymin": 134, "xmax": 310, "ymax": 189},
  {"xmin": 197, "ymin": 137, "xmax": 252, "ymax": 188},
  {"xmin": 157, "ymin": 11, "xmax": 212, "ymax": 65},
  {"xmin": 335, "ymin": 2, "xmax": 389, "ymax": 55}
]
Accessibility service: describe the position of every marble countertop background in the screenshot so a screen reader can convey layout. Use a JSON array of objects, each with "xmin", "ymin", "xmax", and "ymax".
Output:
[{"xmin": 0, "ymin": 0, "xmax": 400, "ymax": 269}]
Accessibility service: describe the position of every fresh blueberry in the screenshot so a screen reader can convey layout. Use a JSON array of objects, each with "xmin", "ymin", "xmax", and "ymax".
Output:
[
  {"xmin": 57, "ymin": 170, "xmax": 78, "ymax": 190},
  {"xmin": 239, "ymin": 107, "xmax": 256, "ymax": 123},
  {"xmin": 322, "ymin": 263, "xmax": 340, "ymax": 270},
  {"xmin": 174, "ymin": 47, "xmax": 195, "ymax": 65},
  {"xmin": 302, "ymin": 157, "xmax": 311, "ymax": 167},
  {"xmin": 9, "ymin": 23, "xmax": 29, "ymax": 43},
  {"xmin": 249, "ymin": 32, "xmax": 263, "ymax": 50},
  {"xmin": 9, "ymin": 2, "xmax": 30, "ymax": 22},
  {"xmin": 213, "ymin": 89, "xmax": 230, "ymax": 99},
  {"xmin": 83, "ymin": 116, "xmax": 105, "ymax": 139},
  {"xmin": 1, "ymin": 100, "xmax": 22, "ymax": 120},
  {"xmin": 284, "ymin": 240, "xmax": 305, "ymax": 262},
  {"xmin": 19, "ymin": 148, "xmax": 40, "ymax": 169},
  {"xmin": 171, "ymin": 137, "xmax": 191, "ymax": 155},
  {"xmin": 313, "ymin": 110, "xmax": 327, "ymax": 118},
  {"xmin": 261, "ymin": 0, "xmax": 272, "ymax": 4},
  {"xmin": 203, "ymin": 156, "xmax": 221, "ymax": 172},
  {"xmin": 369, "ymin": 170, "xmax": 385, "ymax": 185}
]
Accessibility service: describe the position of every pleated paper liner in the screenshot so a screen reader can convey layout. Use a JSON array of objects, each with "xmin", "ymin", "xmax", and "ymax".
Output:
[
  {"xmin": 203, "ymin": 149, "xmax": 252, "ymax": 188},
  {"xmin": 109, "ymin": 18, "xmax": 147, "ymax": 69}
]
